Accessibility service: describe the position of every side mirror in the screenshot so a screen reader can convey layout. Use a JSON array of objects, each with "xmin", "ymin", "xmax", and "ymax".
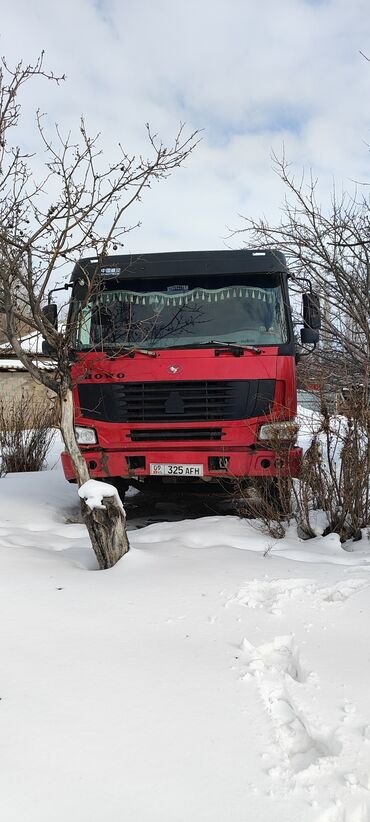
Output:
[
  {"xmin": 41, "ymin": 303, "xmax": 58, "ymax": 356},
  {"xmin": 302, "ymin": 292, "xmax": 321, "ymax": 330},
  {"xmin": 300, "ymin": 327, "xmax": 319, "ymax": 345},
  {"xmin": 73, "ymin": 275, "xmax": 89, "ymax": 302},
  {"xmin": 42, "ymin": 302, "xmax": 58, "ymax": 329},
  {"xmin": 42, "ymin": 339, "xmax": 56, "ymax": 356}
]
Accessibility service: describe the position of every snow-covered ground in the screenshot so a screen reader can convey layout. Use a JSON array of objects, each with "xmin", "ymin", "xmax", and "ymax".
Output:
[{"xmin": 1, "ymin": 433, "xmax": 370, "ymax": 821}]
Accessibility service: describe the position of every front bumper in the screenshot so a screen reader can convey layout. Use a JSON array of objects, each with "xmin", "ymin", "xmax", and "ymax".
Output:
[{"xmin": 61, "ymin": 445, "xmax": 303, "ymax": 482}]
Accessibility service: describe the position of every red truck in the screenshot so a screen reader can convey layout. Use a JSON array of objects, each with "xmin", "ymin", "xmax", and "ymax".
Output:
[{"xmin": 58, "ymin": 249, "xmax": 320, "ymax": 499}]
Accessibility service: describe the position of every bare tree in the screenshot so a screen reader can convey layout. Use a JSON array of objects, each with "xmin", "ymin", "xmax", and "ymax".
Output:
[
  {"xmin": 234, "ymin": 154, "xmax": 370, "ymax": 537},
  {"xmin": 234, "ymin": 153, "xmax": 370, "ymax": 390},
  {"xmin": 0, "ymin": 53, "xmax": 199, "ymax": 569}
]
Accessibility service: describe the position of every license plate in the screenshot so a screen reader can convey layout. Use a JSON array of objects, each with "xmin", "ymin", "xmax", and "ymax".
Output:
[{"xmin": 150, "ymin": 462, "xmax": 204, "ymax": 477}]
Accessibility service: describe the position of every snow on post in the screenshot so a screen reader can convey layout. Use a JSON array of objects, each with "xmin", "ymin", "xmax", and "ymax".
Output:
[{"xmin": 78, "ymin": 479, "xmax": 125, "ymax": 513}]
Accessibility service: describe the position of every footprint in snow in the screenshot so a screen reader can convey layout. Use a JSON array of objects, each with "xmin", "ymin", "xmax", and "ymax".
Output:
[
  {"xmin": 228, "ymin": 577, "xmax": 370, "ymax": 614},
  {"xmin": 240, "ymin": 635, "xmax": 341, "ymax": 776}
]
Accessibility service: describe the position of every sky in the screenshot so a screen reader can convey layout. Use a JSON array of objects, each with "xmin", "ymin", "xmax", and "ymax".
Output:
[{"xmin": 1, "ymin": 0, "xmax": 370, "ymax": 255}]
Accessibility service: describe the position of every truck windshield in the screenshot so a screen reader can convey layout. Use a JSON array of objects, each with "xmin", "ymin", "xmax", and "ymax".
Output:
[{"xmin": 74, "ymin": 275, "xmax": 288, "ymax": 350}]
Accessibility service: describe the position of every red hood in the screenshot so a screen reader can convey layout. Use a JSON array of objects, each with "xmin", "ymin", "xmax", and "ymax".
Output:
[{"xmin": 72, "ymin": 347, "xmax": 280, "ymax": 383}]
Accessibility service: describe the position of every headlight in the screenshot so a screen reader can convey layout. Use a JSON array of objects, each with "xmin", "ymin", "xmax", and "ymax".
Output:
[
  {"xmin": 74, "ymin": 426, "xmax": 97, "ymax": 445},
  {"xmin": 258, "ymin": 420, "xmax": 299, "ymax": 442}
]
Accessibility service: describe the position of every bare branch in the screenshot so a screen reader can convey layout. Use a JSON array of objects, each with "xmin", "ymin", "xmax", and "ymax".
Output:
[{"xmin": 232, "ymin": 155, "xmax": 370, "ymax": 387}]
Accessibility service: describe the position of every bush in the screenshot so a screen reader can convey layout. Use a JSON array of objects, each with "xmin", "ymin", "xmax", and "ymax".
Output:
[
  {"xmin": 236, "ymin": 384, "xmax": 370, "ymax": 544},
  {"xmin": 294, "ymin": 387, "xmax": 370, "ymax": 542},
  {"xmin": 0, "ymin": 392, "xmax": 56, "ymax": 475},
  {"xmin": 234, "ymin": 421, "xmax": 296, "ymax": 539}
]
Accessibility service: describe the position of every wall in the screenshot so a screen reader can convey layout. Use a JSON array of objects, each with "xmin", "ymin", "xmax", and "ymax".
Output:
[{"xmin": 0, "ymin": 371, "xmax": 57, "ymax": 418}]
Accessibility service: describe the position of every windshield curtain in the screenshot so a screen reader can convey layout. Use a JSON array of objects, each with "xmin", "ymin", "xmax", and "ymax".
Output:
[{"xmin": 74, "ymin": 277, "xmax": 288, "ymax": 350}]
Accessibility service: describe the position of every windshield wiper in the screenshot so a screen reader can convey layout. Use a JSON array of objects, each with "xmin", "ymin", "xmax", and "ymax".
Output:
[
  {"xmin": 208, "ymin": 340, "xmax": 262, "ymax": 356},
  {"xmin": 106, "ymin": 345, "xmax": 157, "ymax": 358}
]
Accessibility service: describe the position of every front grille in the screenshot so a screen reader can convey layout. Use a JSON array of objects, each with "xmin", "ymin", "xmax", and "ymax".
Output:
[
  {"xmin": 130, "ymin": 428, "xmax": 224, "ymax": 442},
  {"xmin": 78, "ymin": 379, "xmax": 275, "ymax": 423}
]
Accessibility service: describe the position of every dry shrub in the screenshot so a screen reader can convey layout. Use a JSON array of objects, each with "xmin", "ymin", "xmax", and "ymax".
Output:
[
  {"xmin": 236, "ymin": 384, "xmax": 369, "ymax": 544},
  {"xmin": 294, "ymin": 385, "xmax": 370, "ymax": 542},
  {"xmin": 235, "ymin": 421, "xmax": 297, "ymax": 539},
  {"xmin": 0, "ymin": 392, "xmax": 56, "ymax": 475},
  {"xmin": 238, "ymin": 476, "xmax": 293, "ymax": 539}
]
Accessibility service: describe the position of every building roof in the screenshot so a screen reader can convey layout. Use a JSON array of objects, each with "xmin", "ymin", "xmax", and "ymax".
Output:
[{"xmin": 0, "ymin": 332, "xmax": 55, "ymax": 372}]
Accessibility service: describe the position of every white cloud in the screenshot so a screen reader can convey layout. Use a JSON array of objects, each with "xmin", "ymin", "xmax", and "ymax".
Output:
[{"xmin": 1, "ymin": 0, "xmax": 370, "ymax": 254}]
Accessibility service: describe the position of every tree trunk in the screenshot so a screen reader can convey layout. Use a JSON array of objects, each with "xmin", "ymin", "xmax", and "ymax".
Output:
[
  {"xmin": 60, "ymin": 387, "xmax": 90, "ymax": 485},
  {"xmin": 79, "ymin": 494, "xmax": 130, "ymax": 569},
  {"xmin": 60, "ymin": 388, "xmax": 130, "ymax": 568}
]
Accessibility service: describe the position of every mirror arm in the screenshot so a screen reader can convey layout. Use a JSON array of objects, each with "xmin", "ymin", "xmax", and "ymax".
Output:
[
  {"xmin": 47, "ymin": 282, "xmax": 73, "ymax": 304},
  {"xmin": 292, "ymin": 275, "xmax": 314, "ymax": 293},
  {"xmin": 295, "ymin": 341, "xmax": 317, "ymax": 363}
]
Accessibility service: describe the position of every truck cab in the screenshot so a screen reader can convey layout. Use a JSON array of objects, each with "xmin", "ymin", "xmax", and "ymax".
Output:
[{"xmin": 61, "ymin": 249, "xmax": 303, "ymax": 493}]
